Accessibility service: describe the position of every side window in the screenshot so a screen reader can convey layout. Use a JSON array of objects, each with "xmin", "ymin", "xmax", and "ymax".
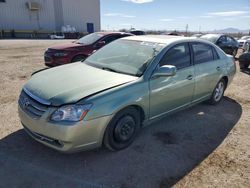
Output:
[
  {"xmin": 159, "ymin": 43, "xmax": 191, "ymax": 69},
  {"xmin": 192, "ymin": 43, "xmax": 214, "ymax": 64},
  {"xmin": 212, "ymin": 47, "xmax": 220, "ymax": 60},
  {"xmin": 227, "ymin": 36, "xmax": 236, "ymax": 44},
  {"xmin": 218, "ymin": 36, "xmax": 227, "ymax": 44},
  {"xmin": 102, "ymin": 35, "xmax": 120, "ymax": 44},
  {"xmin": 226, "ymin": 36, "xmax": 233, "ymax": 43}
]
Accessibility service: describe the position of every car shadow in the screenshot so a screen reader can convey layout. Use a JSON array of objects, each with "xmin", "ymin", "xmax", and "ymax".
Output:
[
  {"xmin": 240, "ymin": 68, "xmax": 250, "ymax": 75},
  {"xmin": 0, "ymin": 97, "xmax": 242, "ymax": 188}
]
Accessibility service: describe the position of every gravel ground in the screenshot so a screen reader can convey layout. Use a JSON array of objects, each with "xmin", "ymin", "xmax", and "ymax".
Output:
[{"xmin": 0, "ymin": 40, "xmax": 249, "ymax": 188}]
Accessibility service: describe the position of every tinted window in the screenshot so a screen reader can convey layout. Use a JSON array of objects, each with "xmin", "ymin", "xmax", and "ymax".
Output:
[
  {"xmin": 227, "ymin": 36, "xmax": 236, "ymax": 44},
  {"xmin": 218, "ymin": 36, "xmax": 227, "ymax": 44},
  {"xmin": 160, "ymin": 43, "xmax": 191, "ymax": 69},
  {"xmin": 102, "ymin": 35, "xmax": 121, "ymax": 44},
  {"xmin": 192, "ymin": 43, "xmax": 214, "ymax": 64},
  {"xmin": 76, "ymin": 33, "xmax": 104, "ymax": 44}
]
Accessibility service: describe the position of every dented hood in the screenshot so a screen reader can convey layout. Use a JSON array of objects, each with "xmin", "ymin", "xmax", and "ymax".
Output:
[{"xmin": 24, "ymin": 63, "xmax": 137, "ymax": 106}]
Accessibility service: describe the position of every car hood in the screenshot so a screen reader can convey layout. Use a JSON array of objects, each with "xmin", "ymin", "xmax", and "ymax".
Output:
[
  {"xmin": 24, "ymin": 63, "xmax": 138, "ymax": 106},
  {"xmin": 49, "ymin": 42, "xmax": 86, "ymax": 50}
]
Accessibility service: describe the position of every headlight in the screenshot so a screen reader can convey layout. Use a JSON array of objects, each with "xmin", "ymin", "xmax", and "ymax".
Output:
[
  {"xmin": 54, "ymin": 52, "xmax": 68, "ymax": 57},
  {"xmin": 51, "ymin": 104, "xmax": 92, "ymax": 122}
]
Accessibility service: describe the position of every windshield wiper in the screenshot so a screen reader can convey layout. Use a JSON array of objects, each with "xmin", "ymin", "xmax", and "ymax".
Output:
[
  {"xmin": 102, "ymin": 67, "xmax": 118, "ymax": 73},
  {"xmin": 101, "ymin": 67, "xmax": 138, "ymax": 77}
]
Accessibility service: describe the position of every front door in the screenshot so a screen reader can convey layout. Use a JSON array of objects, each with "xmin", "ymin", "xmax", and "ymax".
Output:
[{"xmin": 149, "ymin": 43, "xmax": 195, "ymax": 119}]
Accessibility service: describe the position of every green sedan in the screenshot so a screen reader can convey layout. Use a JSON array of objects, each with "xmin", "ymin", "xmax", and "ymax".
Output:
[{"xmin": 18, "ymin": 35, "xmax": 236, "ymax": 152}]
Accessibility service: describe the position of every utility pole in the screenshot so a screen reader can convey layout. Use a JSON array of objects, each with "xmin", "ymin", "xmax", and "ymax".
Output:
[{"xmin": 185, "ymin": 24, "xmax": 189, "ymax": 36}]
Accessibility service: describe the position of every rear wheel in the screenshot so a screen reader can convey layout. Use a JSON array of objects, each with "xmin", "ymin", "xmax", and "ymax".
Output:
[
  {"xmin": 103, "ymin": 107, "xmax": 141, "ymax": 151},
  {"xmin": 208, "ymin": 79, "xmax": 226, "ymax": 105},
  {"xmin": 71, "ymin": 55, "xmax": 86, "ymax": 63}
]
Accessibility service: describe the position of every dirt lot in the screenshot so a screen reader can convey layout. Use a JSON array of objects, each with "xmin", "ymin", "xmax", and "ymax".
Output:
[{"xmin": 0, "ymin": 40, "xmax": 249, "ymax": 188}]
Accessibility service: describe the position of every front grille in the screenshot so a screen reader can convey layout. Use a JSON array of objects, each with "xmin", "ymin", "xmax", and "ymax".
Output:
[
  {"xmin": 239, "ymin": 42, "xmax": 244, "ymax": 47},
  {"xmin": 19, "ymin": 89, "xmax": 49, "ymax": 118}
]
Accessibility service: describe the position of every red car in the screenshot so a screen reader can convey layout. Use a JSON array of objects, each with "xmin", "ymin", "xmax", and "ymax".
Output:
[{"xmin": 44, "ymin": 32, "xmax": 133, "ymax": 67}]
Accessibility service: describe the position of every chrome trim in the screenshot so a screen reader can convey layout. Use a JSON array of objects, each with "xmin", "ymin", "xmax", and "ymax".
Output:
[{"xmin": 23, "ymin": 87, "xmax": 51, "ymax": 106}]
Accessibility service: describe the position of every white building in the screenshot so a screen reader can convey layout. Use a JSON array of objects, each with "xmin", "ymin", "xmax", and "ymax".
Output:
[{"xmin": 0, "ymin": 0, "xmax": 100, "ymax": 33}]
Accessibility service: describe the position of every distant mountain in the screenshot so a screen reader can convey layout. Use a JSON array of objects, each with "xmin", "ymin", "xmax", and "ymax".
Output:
[{"xmin": 210, "ymin": 27, "xmax": 249, "ymax": 34}]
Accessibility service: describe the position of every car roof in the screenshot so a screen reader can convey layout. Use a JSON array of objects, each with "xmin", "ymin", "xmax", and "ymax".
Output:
[
  {"xmin": 201, "ymin": 33, "xmax": 223, "ymax": 38},
  {"xmin": 122, "ymin": 35, "xmax": 186, "ymax": 44},
  {"xmin": 96, "ymin": 32, "xmax": 133, "ymax": 36},
  {"xmin": 120, "ymin": 35, "xmax": 223, "ymax": 48}
]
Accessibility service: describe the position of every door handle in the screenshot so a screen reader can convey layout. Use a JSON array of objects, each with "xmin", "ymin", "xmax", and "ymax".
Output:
[
  {"xmin": 186, "ymin": 75, "xmax": 193, "ymax": 80},
  {"xmin": 216, "ymin": 66, "xmax": 221, "ymax": 71}
]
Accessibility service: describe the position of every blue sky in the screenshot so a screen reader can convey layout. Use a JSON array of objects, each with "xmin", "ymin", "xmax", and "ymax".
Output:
[{"xmin": 101, "ymin": 0, "xmax": 250, "ymax": 31}]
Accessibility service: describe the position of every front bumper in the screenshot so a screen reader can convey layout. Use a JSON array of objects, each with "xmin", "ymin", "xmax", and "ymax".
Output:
[
  {"xmin": 18, "ymin": 105, "xmax": 112, "ymax": 153},
  {"xmin": 44, "ymin": 52, "xmax": 71, "ymax": 67}
]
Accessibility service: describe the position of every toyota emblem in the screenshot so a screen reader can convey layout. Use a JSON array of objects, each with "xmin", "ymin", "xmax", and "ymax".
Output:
[{"xmin": 23, "ymin": 98, "xmax": 30, "ymax": 109}]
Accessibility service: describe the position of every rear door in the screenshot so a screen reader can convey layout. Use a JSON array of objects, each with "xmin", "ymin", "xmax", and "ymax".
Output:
[
  {"xmin": 149, "ymin": 43, "xmax": 195, "ymax": 119},
  {"xmin": 191, "ymin": 42, "xmax": 221, "ymax": 102}
]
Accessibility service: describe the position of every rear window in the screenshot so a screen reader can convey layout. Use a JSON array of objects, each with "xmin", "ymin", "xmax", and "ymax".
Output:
[{"xmin": 192, "ymin": 43, "xmax": 214, "ymax": 64}]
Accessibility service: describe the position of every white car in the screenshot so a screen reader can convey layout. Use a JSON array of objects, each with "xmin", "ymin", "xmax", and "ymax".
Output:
[{"xmin": 238, "ymin": 36, "xmax": 250, "ymax": 51}]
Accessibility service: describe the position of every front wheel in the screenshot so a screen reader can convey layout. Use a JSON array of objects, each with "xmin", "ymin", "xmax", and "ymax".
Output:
[
  {"xmin": 103, "ymin": 107, "xmax": 141, "ymax": 151},
  {"xmin": 208, "ymin": 79, "xmax": 226, "ymax": 105},
  {"xmin": 71, "ymin": 55, "xmax": 86, "ymax": 63}
]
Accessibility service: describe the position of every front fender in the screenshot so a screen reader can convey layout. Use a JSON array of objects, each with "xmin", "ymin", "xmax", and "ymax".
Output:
[{"xmin": 83, "ymin": 80, "xmax": 150, "ymax": 122}]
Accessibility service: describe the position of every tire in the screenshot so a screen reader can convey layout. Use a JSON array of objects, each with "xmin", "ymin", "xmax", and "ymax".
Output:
[
  {"xmin": 239, "ymin": 61, "xmax": 249, "ymax": 70},
  {"xmin": 103, "ymin": 107, "xmax": 141, "ymax": 151},
  {"xmin": 208, "ymin": 79, "xmax": 226, "ymax": 105},
  {"xmin": 71, "ymin": 55, "xmax": 86, "ymax": 63}
]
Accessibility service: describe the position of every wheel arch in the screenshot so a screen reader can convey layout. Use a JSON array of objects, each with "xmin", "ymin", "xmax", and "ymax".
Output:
[
  {"xmin": 221, "ymin": 76, "xmax": 228, "ymax": 88},
  {"xmin": 71, "ymin": 54, "xmax": 87, "ymax": 62},
  {"xmin": 112, "ymin": 104, "xmax": 146, "ymax": 126}
]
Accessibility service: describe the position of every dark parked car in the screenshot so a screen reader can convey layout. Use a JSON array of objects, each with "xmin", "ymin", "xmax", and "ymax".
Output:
[
  {"xmin": 130, "ymin": 30, "xmax": 145, "ymax": 35},
  {"xmin": 239, "ymin": 46, "xmax": 250, "ymax": 69},
  {"xmin": 44, "ymin": 32, "xmax": 133, "ymax": 67},
  {"xmin": 201, "ymin": 34, "xmax": 239, "ymax": 57}
]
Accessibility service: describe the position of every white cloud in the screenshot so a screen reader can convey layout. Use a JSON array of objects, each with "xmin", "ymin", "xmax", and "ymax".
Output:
[
  {"xmin": 241, "ymin": 15, "xmax": 250, "ymax": 18},
  {"xmin": 176, "ymin": 16, "xmax": 190, "ymax": 19},
  {"xmin": 207, "ymin": 11, "xmax": 248, "ymax": 17},
  {"xmin": 104, "ymin": 13, "xmax": 135, "ymax": 18},
  {"xmin": 122, "ymin": 0, "xmax": 154, "ymax": 4},
  {"xmin": 199, "ymin": 15, "xmax": 214, "ymax": 18},
  {"xmin": 120, "ymin": 23, "xmax": 132, "ymax": 26},
  {"xmin": 159, "ymin": 18, "xmax": 174, "ymax": 22}
]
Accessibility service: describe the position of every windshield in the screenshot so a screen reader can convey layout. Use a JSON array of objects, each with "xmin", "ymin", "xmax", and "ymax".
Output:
[
  {"xmin": 85, "ymin": 39, "xmax": 164, "ymax": 76},
  {"xmin": 240, "ymin": 36, "xmax": 250, "ymax": 40},
  {"xmin": 76, "ymin": 33, "xmax": 104, "ymax": 44},
  {"xmin": 201, "ymin": 34, "xmax": 219, "ymax": 43}
]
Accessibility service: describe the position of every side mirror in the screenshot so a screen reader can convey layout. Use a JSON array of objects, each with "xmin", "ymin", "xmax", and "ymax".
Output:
[{"xmin": 152, "ymin": 65, "xmax": 177, "ymax": 78}]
